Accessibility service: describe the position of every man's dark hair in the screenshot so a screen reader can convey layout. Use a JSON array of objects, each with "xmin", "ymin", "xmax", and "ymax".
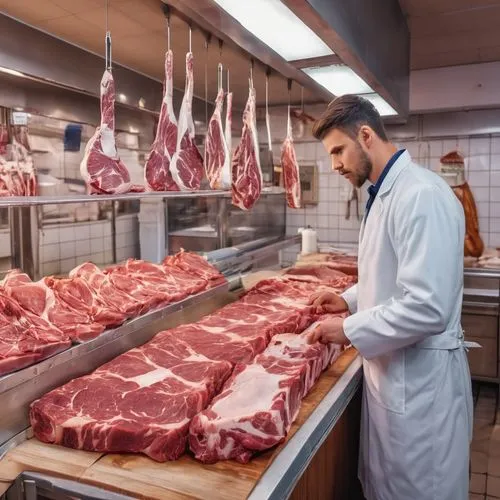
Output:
[{"xmin": 312, "ymin": 94, "xmax": 388, "ymax": 142}]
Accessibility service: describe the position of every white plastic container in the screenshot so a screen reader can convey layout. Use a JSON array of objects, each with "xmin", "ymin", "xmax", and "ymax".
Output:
[{"xmin": 301, "ymin": 228, "xmax": 318, "ymax": 254}]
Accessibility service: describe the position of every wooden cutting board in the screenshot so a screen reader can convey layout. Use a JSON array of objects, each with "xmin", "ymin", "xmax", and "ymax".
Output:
[
  {"xmin": 79, "ymin": 348, "xmax": 360, "ymax": 500},
  {"xmin": 0, "ymin": 349, "xmax": 359, "ymax": 499},
  {"xmin": 0, "ymin": 438, "xmax": 103, "ymax": 483}
]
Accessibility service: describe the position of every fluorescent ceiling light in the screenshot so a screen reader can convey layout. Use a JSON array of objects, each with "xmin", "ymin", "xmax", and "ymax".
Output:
[
  {"xmin": 302, "ymin": 64, "xmax": 374, "ymax": 95},
  {"xmin": 212, "ymin": 0, "xmax": 333, "ymax": 61},
  {"xmin": 0, "ymin": 66, "xmax": 26, "ymax": 78},
  {"xmin": 362, "ymin": 93, "xmax": 398, "ymax": 116}
]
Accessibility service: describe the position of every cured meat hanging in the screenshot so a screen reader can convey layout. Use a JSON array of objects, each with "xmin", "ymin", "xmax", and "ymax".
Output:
[
  {"xmin": 169, "ymin": 47, "xmax": 204, "ymax": 191},
  {"xmin": 231, "ymin": 68, "xmax": 262, "ymax": 210},
  {"xmin": 144, "ymin": 49, "xmax": 179, "ymax": 191}
]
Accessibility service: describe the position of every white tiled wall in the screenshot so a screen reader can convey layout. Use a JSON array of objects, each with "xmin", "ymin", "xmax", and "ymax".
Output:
[
  {"xmin": 282, "ymin": 135, "xmax": 500, "ymax": 264},
  {"xmin": 39, "ymin": 214, "xmax": 138, "ymax": 276}
]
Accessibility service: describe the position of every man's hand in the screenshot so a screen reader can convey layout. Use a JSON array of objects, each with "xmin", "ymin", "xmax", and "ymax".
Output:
[
  {"xmin": 308, "ymin": 290, "xmax": 348, "ymax": 314},
  {"xmin": 306, "ymin": 316, "xmax": 349, "ymax": 345}
]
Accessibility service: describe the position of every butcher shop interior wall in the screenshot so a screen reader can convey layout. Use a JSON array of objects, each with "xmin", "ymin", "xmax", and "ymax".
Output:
[{"xmin": 269, "ymin": 107, "xmax": 500, "ymax": 265}]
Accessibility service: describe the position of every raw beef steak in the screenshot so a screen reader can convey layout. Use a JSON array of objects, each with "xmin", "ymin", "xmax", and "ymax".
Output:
[
  {"xmin": 189, "ymin": 321, "xmax": 345, "ymax": 463},
  {"xmin": 30, "ymin": 332, "xmax": 233, "ymax": 462},
  {"xmin": 30, "ymin": 274, "xmax": 353, "ymax": 461},
  {"xmin": 169, "ymin": 53, "xmax": 204, "ymax": 191},
  {"xmin": 70, "ymin": 262, "xmax": 143, "ymax": 319},
  {"xmin": 231, "ymin": 79, "xmax": 262, "ymax": 210},
  {"xmin": 3, "ymin": 275, "xmax": 105, "ymax": 342},
  {"xmin": 80, "ymin": 70, "xmax": 144, "ymax": 194},
  {"xmin": 144, "ymin": 50, "xmax": 179, "ymax": 191},
  {"xmin": 163, "ymin": 249, "xmax": 226, "ymax": 288},
  {"xmin": 0, "ymin": 291, "xmax": 70, "ymax": 376}
]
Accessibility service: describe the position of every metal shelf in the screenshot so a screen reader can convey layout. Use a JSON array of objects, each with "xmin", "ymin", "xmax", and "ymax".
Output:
[{"xmin": 0, "ymin": 187, "xmax": 286, "ymax": 207}]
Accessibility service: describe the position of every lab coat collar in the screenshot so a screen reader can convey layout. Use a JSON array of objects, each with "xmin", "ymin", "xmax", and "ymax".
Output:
[{"xmin": 377, "ymin": 150, "xmax": 412, "ymax": 198}]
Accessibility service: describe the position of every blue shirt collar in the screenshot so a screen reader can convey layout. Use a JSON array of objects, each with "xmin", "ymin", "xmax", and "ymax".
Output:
[{"xmin": 365, "ymin": 149, "xmax": 406, "ymax": 218}]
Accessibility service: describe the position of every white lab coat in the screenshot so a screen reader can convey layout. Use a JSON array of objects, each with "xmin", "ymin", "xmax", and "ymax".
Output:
[{"xmin": 341, "ymin": 151, "xmax": 473, "ymax": 500}]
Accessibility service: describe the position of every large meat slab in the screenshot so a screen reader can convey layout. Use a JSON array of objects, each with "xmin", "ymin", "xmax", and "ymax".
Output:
[
  {"xmin": 30, "ymin": 275, "xmax": 352, "ymax": 462},
  {"xmin": 189, "ymin": 320, "xmax": 345, "ymax": 463}
]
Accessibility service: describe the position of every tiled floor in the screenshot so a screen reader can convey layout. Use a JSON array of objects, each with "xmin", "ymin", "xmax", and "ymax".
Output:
[{"xmin": 470, "ymin": 382, "xmax": 500, "ymax": 500}]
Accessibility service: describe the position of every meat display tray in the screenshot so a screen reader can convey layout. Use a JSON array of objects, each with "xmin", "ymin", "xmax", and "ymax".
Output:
[{"xmin": 0, "ymin": 280, "xmax": 233, "ymax": 456}]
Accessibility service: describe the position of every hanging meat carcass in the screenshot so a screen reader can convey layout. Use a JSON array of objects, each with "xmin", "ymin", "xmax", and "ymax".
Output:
[
  {"xmin": 169, "ymin": 52, "xmax": 204, "ymax": 191},
  {"xmin": 231, "ymin": 76, "xmax": 262, "ymax": 210},
  {"xmin": 144, "ymin": 50, "xmax": 179, "ymax": 191},
  {"xmin": 280, "ymin": 104, "xmax": 301, "ymax": 209},
  {"xmin": 80, "ymin": 69, "xmax": 143, "ymax": 194},
  {"xmin": 204, "ymin": 65, "xmax": 231, "ymax": 190}
]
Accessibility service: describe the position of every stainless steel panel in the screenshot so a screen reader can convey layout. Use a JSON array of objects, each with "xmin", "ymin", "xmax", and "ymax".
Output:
[
  {"xmin": 9, "ymin": 206, "xmax": 40, "ymax": 280},
  {"xmin": 0, "ymin": 283, "xmax": 229, "ymax": 448},
  {"xmin": 0, "ymin": 189, "xmax": 286, "ymax": 208}
]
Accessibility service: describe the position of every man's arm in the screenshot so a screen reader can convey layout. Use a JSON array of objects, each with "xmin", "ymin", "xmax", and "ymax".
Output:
[
  {"xmin": 343, "ymin": 185, "xmax": 463, "ymax": 360},
  {"xmin": 341, "ymin": 284, "xmax": 358, "ymax": 314}
]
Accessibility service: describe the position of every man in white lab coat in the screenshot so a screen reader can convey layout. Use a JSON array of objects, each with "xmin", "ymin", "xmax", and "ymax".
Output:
[{"xmin": 306, "ymin": 95, "xmax": 473, "ymax": 500}]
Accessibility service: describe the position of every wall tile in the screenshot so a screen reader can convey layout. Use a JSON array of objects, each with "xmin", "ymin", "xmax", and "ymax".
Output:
[
  {"xmin": 74, "ymin": 224, "xmax": 91, "ymax": 241},
  {"xmin": 472, "ymin": 188, "xmax": 491, "ymax": 203},
  {"xmin": 40, "ymin": 228, "xmax": 60, "ymax": 245},
  {"xmin": 429, "ymin": 140, "xmax": 443, "ymax": 158},
  {"xmin": 90, "ymin": 223, "xmax": 104, "ymax": 238},
  {"xmin": 91, "ymin": 238, "xmax": 105, "ymax": 253},
  {"xmin": 42, "ymin": 261, "xmax": 60, "ymax": 276},
  {"xmin": 489, "ymin": 219, "xmax": 500, "ymax": 233},
  {"xmin": 60, "ymin": 241, "xmax": 75, "ymax": 259},
  {"xmin": 490, "ymin": 154, "xmax": 500, "ymax": 172},
  {"xmin": 491, "ymin": 172, "xmax": 500, "ymax": 187},
  {"xmin": 490, "ymin": 137, "xmax": 500, "ymax": 155},
  {"xmin": 470, "ymin": 137, "xmax": 491, "ymax": 155},
  {"xmin": 59, "ymin": 226, "xmax": 75, "ymax": 243},
  {"xmin": 476, "ymin": 202, "xmax": 489, "ymax": 219},
  {"xmin": 479, "ymin": 218, "xmax": 490, "ymax": 235},
  {"xmin": 491, "ymin": 203, "xmax": 500, "ymax": 218},
  {"xmin": 489, "ymin": 233, "xmax": 500, "ymax": 247},
  {"xmin": 60, "ymin": 257, "xmax": 76, "ymax": 274},
  {"xmin": 469, "ymin": 171, "xmax": 491, "ymax": 187},
  {"xmin": 76, "ymin": 239, "xmax": 91, "ymax": 257},
  {"xmin": 467, "ymin": 155, "xmax": 490, "ymax": 172},
  {"xmin": 43, "ymin": 244, "xmax": 60, "ymax": 262},
  {"xmin": 491, "ymin": 188, "xmax": 500, "ymax": 203}
]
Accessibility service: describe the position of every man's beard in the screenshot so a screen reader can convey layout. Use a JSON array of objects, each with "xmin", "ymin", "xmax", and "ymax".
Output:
[{"xmin": 353, "ymin": 142, "xmax": 372, "ymax": 188}]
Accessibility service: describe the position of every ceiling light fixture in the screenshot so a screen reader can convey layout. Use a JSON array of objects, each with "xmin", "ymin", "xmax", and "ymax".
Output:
[
  {"xmin": 0, "ymin": 67, "xmax": 26, "ymax": 78},
  {"xmin": 361, "ymin": 93, "xmax": 398, "ymax": 116},
  {"xmin": 302, "ymin": 64, "xmax": 374, "ymax": 96},
  {"xmin": 211, "ymin": 0, "xmax": 333, "ymax": 61}
]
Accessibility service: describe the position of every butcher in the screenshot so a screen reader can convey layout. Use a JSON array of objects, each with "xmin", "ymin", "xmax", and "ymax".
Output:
[{"xmin": 306, "ymin": 94, "xmax": 473, "ymax": 500}]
